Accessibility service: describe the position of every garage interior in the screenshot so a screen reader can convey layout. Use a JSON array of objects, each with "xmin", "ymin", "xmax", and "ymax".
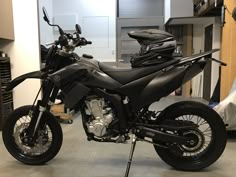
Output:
[{"xmin": 0, "ymin": 0, "xmax": 236, "ymax": 177}]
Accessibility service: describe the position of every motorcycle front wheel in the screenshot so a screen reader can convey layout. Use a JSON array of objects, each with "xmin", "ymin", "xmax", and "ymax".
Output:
[
  {"xmin": 153, "ymin": 101, "xmax": 227, "ymax": 171},
  {"xmin": 2, "ymin": 105, "xmax": 63, "ymax": 165}
]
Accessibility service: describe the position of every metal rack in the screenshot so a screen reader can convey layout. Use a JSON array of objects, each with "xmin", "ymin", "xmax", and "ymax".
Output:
[
  {"xmin": 194, "ymin": 0, "xmax": 223, "ymax": 16},
  {"xmin": 0, "ymin": 57, "xmax": 13, "ymax": 130}
]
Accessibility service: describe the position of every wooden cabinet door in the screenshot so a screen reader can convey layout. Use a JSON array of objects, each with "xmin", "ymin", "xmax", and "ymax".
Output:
[
  {"xmin": 0, "ymin": 0, "xmax": 14, "ymax": 40},
  {"xmin": 221, "ymin": 0, "xmax": 236, "ymax": 99}
]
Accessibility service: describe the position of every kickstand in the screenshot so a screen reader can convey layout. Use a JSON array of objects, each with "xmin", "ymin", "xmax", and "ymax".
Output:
[{"xmin": 125, "ymin": 134, "xmax": 137, "ymax": 177}]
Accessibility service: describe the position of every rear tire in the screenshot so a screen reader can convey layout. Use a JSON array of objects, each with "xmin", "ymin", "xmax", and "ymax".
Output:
[
  {"xmin": 153, "ymin": 101, "xmax": 227, "ymax": 171},
  {"xmin": 2, "ymin": 105, "xmax": 63, "ymax": 165}
]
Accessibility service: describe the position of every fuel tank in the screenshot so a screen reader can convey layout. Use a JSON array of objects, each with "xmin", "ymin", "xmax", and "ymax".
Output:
[{"xmin": 49, "ymin": 58, "xmax": 121, "ymax": 90}]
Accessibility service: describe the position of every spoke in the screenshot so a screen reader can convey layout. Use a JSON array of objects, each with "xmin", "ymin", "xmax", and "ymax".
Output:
[
  {"xmin": 171, "ymin": 113, "xmax": 214, "ymax": 159},
  {"xmin": 24, "ymin": 116, "xmax": 31, "ymax": 122},
  {"xmin": 202, "ymin": 144, "xmax": 209, "ymax": 149},
  {"xmin": 18, "ymin": 118, "xmax": 23, "ymax": 124},
  {"xmin": 204, "ymin": 134, "xmax": 212, "ymax": 138},
  {"xmin": 203, "ymin": 140, "xmax": 211, "ymax": 143},
  {"xmin": 196, "ymin": 116, "xmax": 202, "ymax": 125},
  {"xmin": 203, "ymin": 126, "xmax": 211, "ymax": 133},
  {"xmin": 180, "ymin": 116, "xmax": 185, "ymax": 120},
  {"xmin": 203, "ymin": 132, "xmax": 212, "ymax": 136},
  {"xmin": 188, "ymin": 115, "xmax": 193, "ymax": 121},
  {"xmin": 189, "ymin": 115, "xmax": 194, "ymax": 121},
  {"xmin": 186, "ymin": 115, "xmax": 190, "ymax": 120},
  {"xmin": 203, "ymin": 128, "xmax": 211, "ymax": 132},
  {"xmin": 183, "ymin": 115, "xmax": 188, "ymax": 120},
  {"xmin": 199, "ymin": 119, "xmax": 208, "ymax": 126},
  {"xmin": 186, "ymin": 115, "xmax": 190, "ymax": 121}
]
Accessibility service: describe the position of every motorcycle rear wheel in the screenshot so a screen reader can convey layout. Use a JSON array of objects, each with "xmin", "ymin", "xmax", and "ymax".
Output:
[
  {"xmin": 153, "ymin": 101, "xmax": 227, "ymax": 171},
  {"xmin": 2, "ymin": 105, "xmax": 63, "ymax": 165}
]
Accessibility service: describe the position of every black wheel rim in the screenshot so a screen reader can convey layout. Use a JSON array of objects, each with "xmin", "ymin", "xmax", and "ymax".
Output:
[
  {"xmin": 172, "ymin": 114, "xmax": 213, "ymax": 159},
  {"xmin": 13, "ymin": 115, "xmax": 53, "ymax": 156}
]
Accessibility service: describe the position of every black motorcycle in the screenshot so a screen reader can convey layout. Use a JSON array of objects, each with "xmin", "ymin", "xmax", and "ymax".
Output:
[{"xmin": 2, "ymin": 7, "xmax": 227, "ymax": 177}]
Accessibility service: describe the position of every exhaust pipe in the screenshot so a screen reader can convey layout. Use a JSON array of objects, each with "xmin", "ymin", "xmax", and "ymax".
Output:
[{"xmin": 136, "ymin": 126, "xmax": 189, "ymax": 145}]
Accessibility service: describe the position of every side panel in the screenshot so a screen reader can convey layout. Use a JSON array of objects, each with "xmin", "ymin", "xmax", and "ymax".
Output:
[
  {"xmin": 61, "ymin": 82, "xmax": 90, "ymax": 108},
  {"xmin": 182, "ymin": 60, "xmax": 207, "ymax": 84},
  {"xmin": 119, "ymin": 60, "xmax": 207, "ymax": 111},
  {"xmin": 127, "ymin": 66, "xmax": 187, "ymax": 110}
]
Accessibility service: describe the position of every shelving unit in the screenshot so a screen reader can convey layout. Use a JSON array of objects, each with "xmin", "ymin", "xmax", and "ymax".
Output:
[
  {"xmin": 166, "ymin": 25, "xmax": 184, "ymax": 58},
  {"xmin": 0, "ymin": 57, "xmax": 13, "ymax": 130},
  {"xmin": 194, "ymin": 0, "xmax": 223, "ymax": 16}
]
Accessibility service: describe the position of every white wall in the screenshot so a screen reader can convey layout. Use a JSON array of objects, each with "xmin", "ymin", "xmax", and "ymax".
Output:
[
  {"xmin": 38, "ymin": 0, "xmax": 54, "ymax": 45},
  {"xmin": 0, "ymin": 0, "xmax": 41, "ymax": 108},
  {"xmin": 164, "ymin": 0, "xmax": 171, "ymax": 23},
  {"xmin": 211, "ymin": 21, "xmax": 221, "ymax": 96},
  {"xmin": 52, "ymin": 0, "xmax": 116, "ymax": 62},
  {"xmin": 192, "ymin": 24, "xmax": 204, "ymax": 97}
]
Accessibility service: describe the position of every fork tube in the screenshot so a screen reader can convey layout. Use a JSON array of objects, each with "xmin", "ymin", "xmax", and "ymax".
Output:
[
  {"xmin": 27, "ymin": 81, "xmax": 55, "ymax": 137},
  {"xmin": 33, "ymin": 105, "xmax": 46, "ymax": 136},
  {"xmin": 33, "ymin": 86, "xmax": 59, "ymax": 135},
  {"xmin": 47, "ymin": 87, "xmax": 59, "ymax": 109},
  {"xmin": 41, "ymin": 81, "xmax": 55, "ymax": 107}
]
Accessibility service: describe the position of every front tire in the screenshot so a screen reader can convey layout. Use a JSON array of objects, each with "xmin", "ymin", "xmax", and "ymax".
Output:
[
  {"xmin": 2, "ymin": 105, "xmax": 63, "ymax": 165},
  {"xmin": 153, "ymin": 101, "xmax": 227, "ymax": 171}
]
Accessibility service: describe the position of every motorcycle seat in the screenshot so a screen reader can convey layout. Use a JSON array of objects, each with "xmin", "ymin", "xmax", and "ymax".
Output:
[
  {"xmin": 99, "ymin": 59, "xmax": 180, "ymax": 84},
  {"xmin": 128, "ymin": 29, "xmax": 174, "ymax": 42}
]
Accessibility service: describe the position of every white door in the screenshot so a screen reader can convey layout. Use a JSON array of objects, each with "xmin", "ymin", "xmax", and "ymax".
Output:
[{"xmin": 51, "ymin": 0, "xmax": 116, "ymax": 62}]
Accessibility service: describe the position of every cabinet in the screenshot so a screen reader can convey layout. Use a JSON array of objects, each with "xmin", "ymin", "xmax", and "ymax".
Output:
[
  {"xmin": 220, "ymin": 0, "xmax": 236, "ymax": 100},
  {"xmin": 165, "ymin": 0, "xmax": 193, "ymax": 23},
  {"xmin": 0, "ymin": 57, "xmax": 13, "ymax": 130},
  {"xmin": 0, "ymin": 0, "xmax": 14, "ymax": 40}
]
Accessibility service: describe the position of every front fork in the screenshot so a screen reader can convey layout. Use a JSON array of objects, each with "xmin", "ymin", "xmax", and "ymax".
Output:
[{"xmin": 27, "ymin": 80, "xmax": 59, "ymax": 138}]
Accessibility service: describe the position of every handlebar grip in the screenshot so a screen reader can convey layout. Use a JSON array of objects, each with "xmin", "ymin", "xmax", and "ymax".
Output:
[{"xmin": 86, "ymin": 41, "xmax": 92, "ymax": 45}]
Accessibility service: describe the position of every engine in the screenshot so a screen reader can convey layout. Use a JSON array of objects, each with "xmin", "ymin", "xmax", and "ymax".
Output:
[{"xmin": 85, "ymin": 96, "xmax": 114, "ymax": 137}]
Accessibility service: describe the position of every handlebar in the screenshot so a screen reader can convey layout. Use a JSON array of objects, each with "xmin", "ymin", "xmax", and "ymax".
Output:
[
  {"xmin": 46, "ymin": 24, "xmax": 92, "ymax": 56},
  {"xmin": 78, "ymin": 37, "xmax": 92, "ymax": 46}
]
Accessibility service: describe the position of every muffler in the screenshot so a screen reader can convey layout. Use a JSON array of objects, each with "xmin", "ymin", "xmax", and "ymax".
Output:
[{"xmin": 136, "ymin": 126, "xmax": 189, "ymax": 144}]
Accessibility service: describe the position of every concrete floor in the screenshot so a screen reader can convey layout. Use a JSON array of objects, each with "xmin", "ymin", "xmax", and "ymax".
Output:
[{"xmin": 0, "ymin": 97, "xmax": 235, "ymax": 177}]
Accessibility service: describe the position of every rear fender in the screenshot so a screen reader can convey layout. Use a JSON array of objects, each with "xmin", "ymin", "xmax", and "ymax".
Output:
[{"xmin": 5, "ymin": 71, "xmax": 45, "ymax": 91}]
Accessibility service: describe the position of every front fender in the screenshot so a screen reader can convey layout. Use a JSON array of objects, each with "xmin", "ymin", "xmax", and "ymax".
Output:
[{"xmin": 5, "ymin": 71, "xmax": 46, "ymax": 91}]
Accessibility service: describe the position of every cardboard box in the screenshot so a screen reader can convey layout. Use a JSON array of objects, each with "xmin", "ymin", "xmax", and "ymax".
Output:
[{"xmin": 51, "ymin": 104, "xmax": 73, "ymax": 120}]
